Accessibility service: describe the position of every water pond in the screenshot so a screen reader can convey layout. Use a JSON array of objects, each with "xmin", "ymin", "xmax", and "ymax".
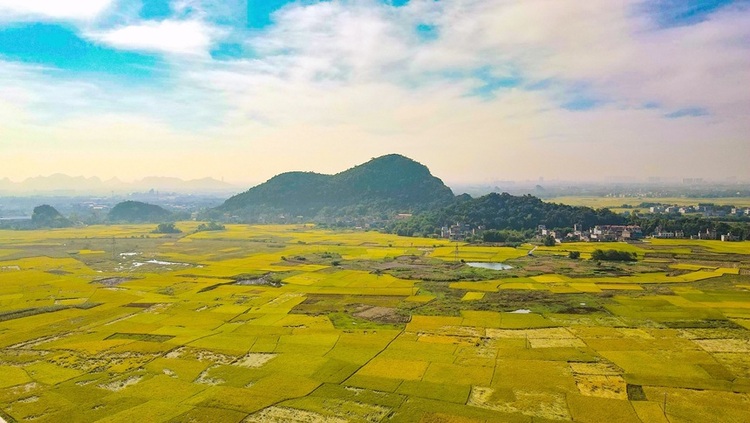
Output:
[{"xmin": 465, "ymin": 262, "xmax": 513, "ymax": 270}]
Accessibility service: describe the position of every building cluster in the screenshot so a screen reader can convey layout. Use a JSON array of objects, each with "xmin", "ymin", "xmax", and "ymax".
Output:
[
  {"xmin": 648, "ymin": 204, "xmax": 750, "ymax": 217},
  {"xmin": 441, "ymin": 223, "xmax": 482, "ymax": 240},
  {"xmin": 545, "ymin": 225, "xmax": 644, "ymax": 242}
]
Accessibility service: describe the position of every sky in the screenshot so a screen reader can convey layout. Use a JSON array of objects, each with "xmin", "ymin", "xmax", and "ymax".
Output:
[{"xmin": 0, "ymin": 0, "xmax": 748, "ymax": 185}]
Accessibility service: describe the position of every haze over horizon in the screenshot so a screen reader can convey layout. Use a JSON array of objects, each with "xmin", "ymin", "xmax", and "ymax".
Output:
[{"xmin": 1, "ymin": 0, "xmax": 749, "ymax": 184}]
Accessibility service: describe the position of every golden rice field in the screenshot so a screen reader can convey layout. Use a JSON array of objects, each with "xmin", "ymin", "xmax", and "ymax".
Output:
[{"xmin": 0, "ymin": 224, "xmax": 749, "ymax": 422}]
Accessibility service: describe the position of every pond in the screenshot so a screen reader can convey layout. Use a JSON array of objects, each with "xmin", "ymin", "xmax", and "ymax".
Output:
[{"xmin": 465, "ymin": 262, "xmax": 513, "ymax": 270}]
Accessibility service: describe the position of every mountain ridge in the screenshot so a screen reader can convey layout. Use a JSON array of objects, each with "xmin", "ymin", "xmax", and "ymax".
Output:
[
  {"xmin": 0, "ymin": 175, "xmax": 237, "ymax": 195},
  {"xmin": 217, "ymin": 154, "xmax": 455, "ymax": 220}
]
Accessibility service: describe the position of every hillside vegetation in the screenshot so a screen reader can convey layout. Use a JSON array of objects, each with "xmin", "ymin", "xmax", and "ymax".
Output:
[
  {"xmin": 31, "ymin": 204, "xmax": 71, "ymax": 228},
  {"xmin": 216, "ymin": 154, "xmax": 455, "ymax": 220},
  {"xmin": 108, "ymin": 201, "xmax": 172, "ymax": 223},
  {"xmin": 388, "ymin": 192, "xmax": 625, "ymax": 237}
]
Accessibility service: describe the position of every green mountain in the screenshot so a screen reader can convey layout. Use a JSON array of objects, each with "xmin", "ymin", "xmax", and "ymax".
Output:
[
  {"xmin": 31, "ymin": 205, "xmax": 71, "ymax": 228},
  {"xmin": 217, "ymin": 154, "xmax": 455, "ymax": 220},
  {"xmin": 108, "ymin": 201, "xmax": 172, "ymax": 223}
]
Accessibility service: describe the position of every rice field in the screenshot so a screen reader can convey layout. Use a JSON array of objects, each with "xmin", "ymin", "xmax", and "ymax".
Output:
[{"xmin": 0, "ymin": 224, "xmax": 749, "ymax": 422}]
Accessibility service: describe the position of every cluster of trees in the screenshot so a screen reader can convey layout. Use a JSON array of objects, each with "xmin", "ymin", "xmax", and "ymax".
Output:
[
  {"xmin": 387, "ymin": 193, "xmax": 624, "ymax": 238},
  {"xmin": 152, "ymin": 223, "xmax": 181, "ymax": 234},
  {"xmin": 591, "ymin": 249, "xmax": 637, "ymax": 262},
  {"xmin": 195, "ymin": 221, "xmax": 226, "ymax": 232}
]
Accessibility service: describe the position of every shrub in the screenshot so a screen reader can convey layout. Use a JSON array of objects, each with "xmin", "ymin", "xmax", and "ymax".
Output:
[{"xmin": 590, "ymin": 249, "xmax": 636, "ymax": 262}]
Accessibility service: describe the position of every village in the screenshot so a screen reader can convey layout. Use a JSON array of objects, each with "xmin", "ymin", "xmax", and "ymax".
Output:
[{"xmin": 439, "ymin": 222, "xmax": 743, "ymax": 243}]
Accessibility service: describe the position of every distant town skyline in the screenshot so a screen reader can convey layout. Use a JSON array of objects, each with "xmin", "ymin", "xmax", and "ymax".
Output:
[{"xmin": 1, "ymin": 0, "xmax": 749, "ymax": 183}]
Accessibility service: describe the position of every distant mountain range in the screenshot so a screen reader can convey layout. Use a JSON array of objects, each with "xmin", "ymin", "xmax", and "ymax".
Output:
[
  {"xmin": 0, "ymin": 174, "xmax": 237, "ymax": 195},
  {"xmin": 216, "ymin": 154, "xmax": 455, "ymax": 220}
]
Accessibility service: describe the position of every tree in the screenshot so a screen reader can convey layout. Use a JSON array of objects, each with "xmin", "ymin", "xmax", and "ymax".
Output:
[
  {"xmin": 153, "ymin": 223, "xmax": 181, "ymax": 234},
  {"xmin": 543, "ymin": 235, "xmax": 556, "ymax": 246},
  {"xmin": 195, "ymin": 221, "xmax": 226, "ymax": 232},
  {"xmin": 591, "ymin": 249, "xmax": 636, "ymax": 262},
  {"xmin": 568, "ymin": 251, "xmax": 581, "ymax": 259}
]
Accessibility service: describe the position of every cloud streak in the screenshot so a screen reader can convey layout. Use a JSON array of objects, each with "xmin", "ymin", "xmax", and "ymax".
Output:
[
  {"xmin": 90, "ymin": 19, "xmax": 221, "ymax": 56},
  {"xmin": 0, "ymin": 0, "xmax": 114, "ymax": 21}
]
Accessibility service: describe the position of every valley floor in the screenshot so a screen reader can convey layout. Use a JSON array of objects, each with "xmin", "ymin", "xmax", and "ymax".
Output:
[{"xmin": 0, "ymin": 224, "xmax": 749, "ymax": 422}]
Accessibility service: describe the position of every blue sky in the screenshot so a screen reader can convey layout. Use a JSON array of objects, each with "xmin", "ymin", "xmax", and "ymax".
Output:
[{"xmin": 0, "ymin": 0, "xmax": 748, "ymax": 183}]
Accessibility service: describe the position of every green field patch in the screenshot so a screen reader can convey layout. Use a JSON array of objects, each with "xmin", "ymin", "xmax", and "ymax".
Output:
[
  {"xmin": 0, "ymin": 365, "xmax": 32, "ymax": 388},
  {"xmin": 357, "ymin": 358, "xmax": 430, "ymax": 380},
  {"xmin": 105, "ymin": 333, "xmax": 175, "ymax": 343},
  {"xmin": 95, "ymin": 399, "xmax": 191, "ymax": 423},
  {"xmin": 309, "ymin": 358, "xmax": 361, "ymax": 384},
  {"xmin": 461, "ymin": 310, "xmax": 503, "ymax": 328},
  {"xmin": 491, "ymin": 359, "xmax": 577, "ymax": 392},
  {"xmin": 449, "ymin": 281, "xmax": 501, "ymax": 292},
  {"xmin": 188, "ymin": 333, "xmax": 258, "ymax": 353},
  {"xmin": 145, "ymin": 357, "xmax": 209, "ymax": 381},
  {"xmin": 461, "ymin": 292, "xmax": 485, "ymax": 301},
  {"xmin": 260, "ymin": 354, "xmax": 329, "ymax": 378},
  {"xmin": 641, "ymin": 386, "xmax": 750, "ymax": 422},
  {"xmin": 114, "ymin": 374, "xmax": 206, "ymax": 401},
  {"xmin": 568, "ymin": 283, "xmax": 602, "ymax": 293},
  {"xmin": 597, "ymin": 284, "xmax": 643, "ymax": 291},
  {"xmin": 381, "ymin": 338, "xmax": 457, "ymax": 363},
  {"xmin": 396, "ymin": 380, "xmax": 470, "ymax": 404},
  {"xmin": 670, "ymin": 263, "xmax": 716, "ymax": 271},
  {"xmin": 168, "ymin": 407, "xmax": 248, "ymax": 423},
  {"xmin": 186, "ymin": 385, "xmax": 277, "ymax": 413},
  {"xmin": 311, "ymin": 383, "xmax": 405, "ymax": 408},
  {"xmin": 404, "ymin": 294, "xmax": 435, "ymax": 303},
  {"xmin": 566, "ymin": 393, "xmax": 641, "ymax": 422},
  {"xmin": 23, "ymin": 361, "xmax": 84, "ymax": 385},
  {"xmin": 343, "ymin": 374, "xmax": 402, "ymax": 392},
  {"xmin": 600, "ymin": 350, "xmax": 714, "ymax": 381},
  {"xmin": 422, "ymin": 362, "xmax": 493, "ymax": 386}
]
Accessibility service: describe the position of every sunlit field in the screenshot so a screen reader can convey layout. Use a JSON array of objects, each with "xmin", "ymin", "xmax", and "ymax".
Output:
[{"xmin": 1, "ymin": 224, "xmax": 749, "ymax": 422}]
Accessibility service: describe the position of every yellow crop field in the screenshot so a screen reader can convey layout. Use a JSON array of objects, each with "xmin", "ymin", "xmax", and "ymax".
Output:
[{"xmin": 0, "ymin": 223, "xmax": 750, "ymax": 422}]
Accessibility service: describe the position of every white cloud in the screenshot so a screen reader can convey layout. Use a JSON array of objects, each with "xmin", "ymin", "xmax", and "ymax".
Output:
[
  {"xmin": 1, "ymin": 0, "xmax": 749, "ymax": 183},
  {"xmin": 90, "ymin": 19, "xmax": 219, "ymax": 56},
  {"xmin": 0, "ymin": 0, "xmax": 113, "ymax": 21}
]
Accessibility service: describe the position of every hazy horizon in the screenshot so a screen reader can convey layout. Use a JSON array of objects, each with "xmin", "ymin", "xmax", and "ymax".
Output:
[
  {"xmin": 1, "ymin": 0, "xmax": 749, "ymax": 184},
  {"xmin": 1, "ymin": 161, "xmax": 749, "ymax": 190}
]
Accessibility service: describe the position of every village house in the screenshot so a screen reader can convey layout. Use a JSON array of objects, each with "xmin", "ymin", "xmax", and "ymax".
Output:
[
  {"xmin": 590, "ymin": 225, "xmax": 643, "ymax": 242},
  {"xmin": 441, "ymin": 223, "xmax": 474, "ymax": 240},
  {"xmin": 696, "ymin": 229, "xmax": 718, "ymax": 240}
]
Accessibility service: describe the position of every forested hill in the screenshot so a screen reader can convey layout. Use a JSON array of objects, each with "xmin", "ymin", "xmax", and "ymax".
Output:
[
  {"xmin": 216, "ymin": 154, "xmax": 455, "ymax": 220},
  {"xmin": 387, "ymin": 192, "xmax": 626, "ymax": 237},
  {"xmin": 31, "ymin": 205, "xmax": 71, "ymax": 228},
  {"xmin": 108, "ymin": 201, "xmax": 172, "ymax": 223}
]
